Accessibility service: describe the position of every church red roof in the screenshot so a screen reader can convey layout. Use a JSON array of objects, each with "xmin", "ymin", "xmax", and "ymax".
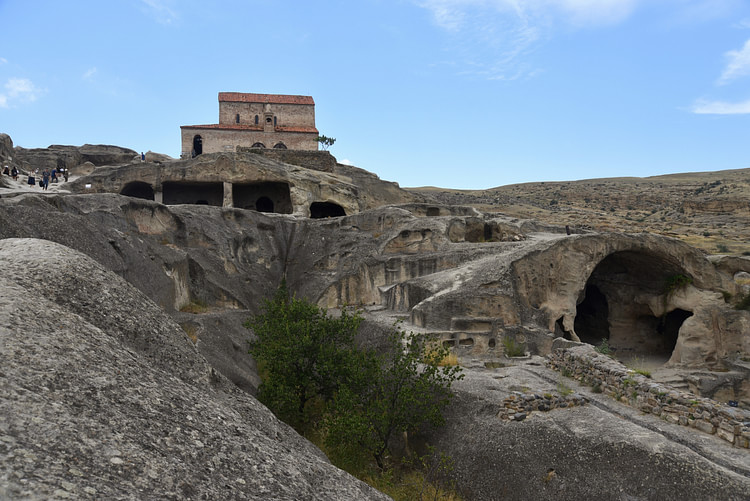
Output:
[{"xmin": 218, "ymin": 93, "xmax": 315, "ymax": 105}]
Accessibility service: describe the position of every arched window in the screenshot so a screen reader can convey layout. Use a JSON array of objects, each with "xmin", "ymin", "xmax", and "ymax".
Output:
[
  {"xmin": 273, "ymin": 142, "xmax": 287, "ymax": 149},
  {"xmin": 192, "ymin": 135, "xmax": 203, "ymax": 156},
  {"xmin": 274, "ymin": 116, "xmax": 277, "ymax": 126},
  {"xmin": 254, "ymin": 115, "xmax": 259, "ymax": 125},
  {"xmin": 235, "ymin": 114, "xmax": 240, "ymax": 124},
  {"xmin": 266, "ymin": 117, "xmax": 272, "ymax": 124},
  {"xmin": 256, "ymin": 197, "xmax": 274, "ymax": 213},
  {"xmin": 251, "ymin": 142, "xmax": 266, "ymax": 149}
]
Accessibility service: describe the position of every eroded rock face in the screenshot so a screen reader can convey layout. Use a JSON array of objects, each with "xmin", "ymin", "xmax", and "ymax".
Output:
[
  {"xmin": 0, "ymin": 238, "xmax": 390, "ymax": 501},
  {"xmin": 66, "ymin": 151, "xmax": 424, "ymax": 217}
]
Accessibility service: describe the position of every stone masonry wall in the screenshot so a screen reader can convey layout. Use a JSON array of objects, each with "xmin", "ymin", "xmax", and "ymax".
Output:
[
  {"xmin": 181, "ymin": 128, "xmax": 317, "ymax": 156},
  {"xmin": 219, "ymin": 102, "xmax": 315, "ymax": 128},
  {"xmin": 546, "ymin": 344, "xmax": 750, "ymax": 449}
]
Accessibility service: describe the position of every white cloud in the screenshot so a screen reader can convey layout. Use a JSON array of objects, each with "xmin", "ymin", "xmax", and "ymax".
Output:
[
  {"xmin": 417, "ymin": 0, "xmax": 641, "ymax": 30},
  {"xmin": 339, "ymin": 158, "xmax": 354, "ymax": 166},
  {"xmin": 141, "ymin": 0, "xmax": 179, "ymax": 25},
  {"xmin": 0, "ymin": 57, "xmax": 7, "ymax": 65},
  {"xmin": 83, "ymin": 67, "xmax": 98, "ymax": 80},
  {"xmin": 718, "ymin": 39, "xmax": 750, "ymax": 85},
  {"xmin": 691, "ymin": 98, "xmax": 750, "ymax": 114},
  {"xmin": 415, "ymin": 0, "xmax": 641, "ymax": 80},
  {"xmin": 0, "ymin": 78, "xmax": 45, "ymax": 108}
]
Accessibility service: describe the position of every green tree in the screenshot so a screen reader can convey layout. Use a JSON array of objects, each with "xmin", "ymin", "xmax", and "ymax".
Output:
[
  {"xmin": 325, "ymin": 331, "xmax": 463, "ymax": 470},
  {"xmin": 317, "ymin": 135, "xmax": 336, "ymax": 151},
  {"xmin": 246, "ymin": 282, "xmax": 361, "ymax": 430}
]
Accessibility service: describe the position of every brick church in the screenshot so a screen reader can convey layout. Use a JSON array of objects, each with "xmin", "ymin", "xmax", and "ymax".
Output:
[{"xmin": 180, "ymin": 92, "xmax": 319, "ymax": 157}]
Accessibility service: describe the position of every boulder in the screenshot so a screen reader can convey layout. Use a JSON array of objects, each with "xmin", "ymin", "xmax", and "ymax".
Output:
[
  {"xmin": 79, "ymin": 143, "xmax": 138, "ymax": 165},
  {"xmin": 0, "ymin": 238, "xmax": 390, "ymax": 500}
]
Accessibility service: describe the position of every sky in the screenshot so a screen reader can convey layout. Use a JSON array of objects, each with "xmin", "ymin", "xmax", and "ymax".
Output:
[{"xmin": 1, "ymin": 0, "xmax": 750, "ymax": 189}]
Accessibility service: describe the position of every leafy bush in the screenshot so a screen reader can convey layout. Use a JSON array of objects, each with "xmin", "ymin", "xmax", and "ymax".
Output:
[
  {"xmin": 246, "ymin": 283, "xmax": 463, "ymax": 478},
  {"xmin": 246, "ymin": 281, "xmax": 362, "ymax": 429},
  {"xmin": 325, "ymin": 331, "xmax": 462, "ymax": 470}
]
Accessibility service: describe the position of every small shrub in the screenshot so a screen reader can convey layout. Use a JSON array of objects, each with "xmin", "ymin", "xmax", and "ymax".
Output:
[
  {"xmin": 591, "ymin": 382, "xmax": 603, "ymax": 393},
  {"xmin": 502, "ymin": 337, "xmax": 526, "ymax": 357},
  {"xmin": 557, "ymin": 381, "xmax": 573, "ymax": 396},
  {"xmin": 634, "ymin": 368, "xmax": 652, "ymax": 378},
  {"xmin": 595, "ymin": 338, "xmax": 613, "ymax": 356},
  {"xmin": 560, "ymin": 367, "xmax": 572, "ymax": 378},
  {"xmin": 721, "ymin": 291, "xmax": 732, "ymax": 303},
  {"xmin": 735, "ymin": 293, "xmax": 750, "ymax": 311},
  {"xmin": 664, "ymin": 274, "xmax": 693, "ymax": 297},
  {"xmin": 716, "ymin": 244, "xmax": 730, "ymax": 253}
]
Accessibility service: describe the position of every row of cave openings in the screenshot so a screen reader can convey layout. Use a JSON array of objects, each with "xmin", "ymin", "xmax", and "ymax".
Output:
[
  {"xmin": 556, "ymin": 250, "xmax": 694, "ymax": 366},
  {"xmin": 120, "ymin": 181, "xmax": 346, "ymax": 219},
  {"xmin": 191, "ymin": 135, "xmax": 286, "ymax": 156}
]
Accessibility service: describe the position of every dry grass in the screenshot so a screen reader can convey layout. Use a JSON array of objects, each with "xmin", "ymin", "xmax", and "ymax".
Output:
[
  {"xmin": 181, "ymin": 324, "xmax": 199, "ymax": 344},
  {"xmin": 179, "ymin": 299, "xmax": 208, "ymax": 314}
]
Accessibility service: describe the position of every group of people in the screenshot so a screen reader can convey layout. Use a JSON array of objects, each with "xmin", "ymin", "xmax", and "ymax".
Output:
[{"xmin": 2, "ymin": 165, "xmax": 19, "ymax": 180}]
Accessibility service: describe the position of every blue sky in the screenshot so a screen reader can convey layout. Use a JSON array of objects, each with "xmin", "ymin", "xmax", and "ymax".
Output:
[{"xmin": 1, "ymin": 0, "xmax": 749, "ymax": 189}]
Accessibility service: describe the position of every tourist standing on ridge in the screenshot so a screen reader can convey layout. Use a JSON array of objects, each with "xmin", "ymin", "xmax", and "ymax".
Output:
[
  {"xmin": 42, "ymin": 169, "xmax": 50, "ymax": 190},
  {"xmin": 11, "ymin": 166, "xmax": 18, "ymax": 180},
  {"xmin": 141, "ymin": 152, "xmax": 145, "ymax": 162}
]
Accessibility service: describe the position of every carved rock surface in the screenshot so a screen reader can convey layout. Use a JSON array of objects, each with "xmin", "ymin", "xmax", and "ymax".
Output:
[{"xmin": 0, "ymin": 238, "xmax": 390, "ymax": 501}]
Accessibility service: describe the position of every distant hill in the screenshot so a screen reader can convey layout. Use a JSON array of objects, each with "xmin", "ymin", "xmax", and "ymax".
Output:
[{"xmin": 410, "ymin": 168, "xmax": 750, "ymax": 255}]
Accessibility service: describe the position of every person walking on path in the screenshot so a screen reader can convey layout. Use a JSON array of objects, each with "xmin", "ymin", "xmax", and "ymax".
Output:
[
  {"xmin": 42, "ymin": 169, "xmax": 50, "ymax": 190},
  {"xmin": 11, "ymin": 166, "xmax": 18, "ymax": 181}
]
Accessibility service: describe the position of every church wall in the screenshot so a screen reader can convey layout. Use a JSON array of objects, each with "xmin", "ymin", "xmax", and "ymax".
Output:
[
  {"xmin": 219, "ymin": 102, "xmax": 315, "ymax": 128},
  {"xmin": 181, "ymin": 128, "xmax": 317, "ymax": 156}
]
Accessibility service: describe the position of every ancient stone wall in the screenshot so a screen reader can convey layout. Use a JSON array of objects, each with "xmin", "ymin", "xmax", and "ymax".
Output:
[
  {"xmin": 547, "ymin": 344, "xmax": 750, "ymax": 448},
  {"xmin": 238, "ymin": 149, "xmax": 335, "ymax": 173}
]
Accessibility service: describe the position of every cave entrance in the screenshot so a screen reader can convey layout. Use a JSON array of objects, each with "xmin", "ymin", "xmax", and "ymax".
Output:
[
  {"xmin": 575, "ymin": 251, "xmax": 691, "ymax": 366},
  {"xmin": 232, "ymin": 182, "xmax": 292, "ymax": 214},
  {"xmin": 120, "ymin": 181, "xmax": 155, "ymax": 201},
  {"xmin": 310, "ymin": 201, "xmax": 346, "ymax": 218},
  {"xmin": 162, "ymin": 181, "xmax": 223, "ymax": 206},
  {"xmin": 574, "ymin": 284, "xmax": 610, "ymax": 345}
]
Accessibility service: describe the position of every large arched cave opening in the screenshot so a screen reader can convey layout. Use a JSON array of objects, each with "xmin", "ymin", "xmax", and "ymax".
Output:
[
  {"xmin": 575, "ymin": 251, "xmax": 693, "ymax": 366},
  {"xmin": 120, "ymin": 181, "xmax": 155, "ymax": 201}
]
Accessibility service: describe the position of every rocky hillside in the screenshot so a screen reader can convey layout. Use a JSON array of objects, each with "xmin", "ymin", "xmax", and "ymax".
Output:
[{"xmin": 411, "ymin": 168, "xmax": 750, "ymax": 255}]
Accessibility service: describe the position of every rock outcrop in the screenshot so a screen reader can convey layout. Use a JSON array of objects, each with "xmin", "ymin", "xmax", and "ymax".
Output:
[
  {"xmin": 2, "ymin": 133, "xmax": 749, "ymax": 500},
  {"xmin": 0, "ymin": 238, "xmax": 389, "ymax": 500},
  {"xmin": 12, "ymin": 143, "xmax": 138, "ymax": 173}
]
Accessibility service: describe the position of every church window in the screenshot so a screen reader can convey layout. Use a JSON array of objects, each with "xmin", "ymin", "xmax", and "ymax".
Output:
[{"xmin": 235, "ymin": 114, "xmax": 240, "ymax": 124}]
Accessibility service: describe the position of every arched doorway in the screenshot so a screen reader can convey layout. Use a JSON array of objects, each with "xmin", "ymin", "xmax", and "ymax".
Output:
[
  {"xmin": 251, "ymin": 142, "xmax": 266, "ymax": 149},
  {"xmin": 256, "ymin": 196, "xmax": 274, "ymax": 212},
  {"xmin": 120, "ymin": 181, "xmax": 155, "ymax": 201},
  {"xmin": 192, "ymin": 135, "xmax": 203, "ymax": 156},
  {"xmin": 273, "ymin": 142, "xmax": 287, "ymax": 149},
  {"xmin": 310, "ymin": 201, "xmax": 346, "ymax": 218}
]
